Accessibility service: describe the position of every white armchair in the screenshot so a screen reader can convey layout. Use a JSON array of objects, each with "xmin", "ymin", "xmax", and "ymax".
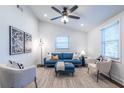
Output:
[
  {"xmin": 87, "ymin": 59, "xmax": 112, "ymax": 82},
  {"xmin": 0, "ymin": 64, "xmax": 37, "ymax": 88}
]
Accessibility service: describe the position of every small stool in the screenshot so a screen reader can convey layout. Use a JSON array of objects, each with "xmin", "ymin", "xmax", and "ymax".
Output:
[{"xmin": 55, "ymin": 62, "xmax": 75, "ymax": 76}]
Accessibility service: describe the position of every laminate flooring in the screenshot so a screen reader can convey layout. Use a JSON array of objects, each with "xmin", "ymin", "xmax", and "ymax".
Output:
[{"xmin": 26, "ymin": 67, "xmax": 119, "ymax": 88}]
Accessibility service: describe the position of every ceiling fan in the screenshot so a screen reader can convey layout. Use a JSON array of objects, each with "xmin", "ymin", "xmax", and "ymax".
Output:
[{"xmin": 50, "ymin": 5, "xmax": 80, "ymax": 24}]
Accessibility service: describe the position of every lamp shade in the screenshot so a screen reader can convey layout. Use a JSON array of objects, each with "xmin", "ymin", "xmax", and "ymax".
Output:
[
  {"xmin": 81, "ymin": 50, "xmax": 86, "ymax": 56},
  {"xmin": 61, "ymin": 16, "xmax": 69, "ymax": 23}
]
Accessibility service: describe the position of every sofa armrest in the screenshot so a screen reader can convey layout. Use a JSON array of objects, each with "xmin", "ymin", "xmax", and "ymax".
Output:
[
  {"xmin": 0, "ymin": 65, "xmax": 36, "ymax": 88},
  {"xmin": 79, "ymin": 56, "xmax": 82, "ymax": 60},
  {"xmin": 44, "ymin": 57, "xmax": 47, "ymax": 64},
  {"xmin": 13, "ymin": 65, "xmax": 36, "ymax": 87},
  {"xmin": 86, "ymin": 58, "xmax": 97, "ymax": 64}
]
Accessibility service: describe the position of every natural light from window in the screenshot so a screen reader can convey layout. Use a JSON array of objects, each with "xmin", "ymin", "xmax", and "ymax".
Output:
[
  {"xmin": 101, "ymin": 20, "xmax": 120, "ymax": 60},
  {"xmin": 55, "ymin": 36, "xmax": 69, "ymax": 49}
]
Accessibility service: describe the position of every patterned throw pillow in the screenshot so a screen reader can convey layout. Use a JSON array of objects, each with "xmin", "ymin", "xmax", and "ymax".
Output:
[
  {"xmin": 18, "ymin": 63, "xmax": 24, "ymax": 69},
  {"xmin": 7, "ymin": 60, "xmax": 24, "ymax": 69},
  {"xmin": 7, "ymin": 60, "xmax": 13, "ymax": 67},
  {"xmin": 73, "ymin": 53, "xmax": 79, "ymax": 60}
]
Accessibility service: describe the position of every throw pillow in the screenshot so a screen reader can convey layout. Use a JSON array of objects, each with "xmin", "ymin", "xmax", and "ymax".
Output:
[
  {"xmin": 17, "ymin": 63, "xmax": 24, "ymax": 69},
  {"xmin": 46, "ymin": 53, "xmax": 51, "ymax": 60},
  {"xmin": 51, "ymin": 55, "xmax": 59, "ymax": 60},
  {"xmin": 12, "ymin": 61, "xmax": 21, "ymax": 69},
  {"xmin": 7, "ymin": 60, "xmax": 24, "ymax": 69},
  {"xmin": 97, "ymin": 55, "xmax": 104, "ymax": 62},
  {"xmin": 73, "ymin": 52, "xmax": 79, "ymax": 60},
  {"xmin": 7, "ymin": 60, "xmax": 13, "ymax": 67}
]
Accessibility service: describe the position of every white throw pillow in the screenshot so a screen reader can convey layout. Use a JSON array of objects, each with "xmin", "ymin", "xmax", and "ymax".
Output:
[
  {"xmin": 46, "ymin": 53, "xmax": 51, "ymax": 60},
  {"xmin": 73, "ymin": 53, "xmax": 79, "ymax": 60}
]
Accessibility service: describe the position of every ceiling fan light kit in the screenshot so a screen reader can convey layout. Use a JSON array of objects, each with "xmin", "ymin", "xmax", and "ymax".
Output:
[
  {"xmin": 61, "ymin": 16, "xmax": 69, "ymax": 24},
  {"xmin": 51, "ymin": 5, "xmax": 80, "ymax": 24}
]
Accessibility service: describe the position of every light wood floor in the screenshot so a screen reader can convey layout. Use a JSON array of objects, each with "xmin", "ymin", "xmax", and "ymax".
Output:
[{"xmin": 26, "ymin": 67, "xmax": 119, "ymax": 88}]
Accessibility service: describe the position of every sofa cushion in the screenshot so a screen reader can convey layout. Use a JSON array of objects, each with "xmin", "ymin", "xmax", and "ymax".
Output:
[
  {"xmin": 45, "ymin": 60, "xmax": 64, "ymax": 64},
  {"xmin": 63, "ymin": 59, "xmax": 82, "ymax": 64},
  {"xmin": 71, "ymin": 59, "xmax": 82, "ymax": 64},
  {"xmin": 45, "ymin": 60, "xmax": 58, "ymax": 64},
  {"xmin": 51, "ymin": 53, "xmax": 63, "ymax": 59},
  {"xmin": 63, "ymin": 59, "xmax": 73, "ymax": 62},
  {"xmin": 62, "ymin": 53, "xmax": 73, "ymax": 59}
]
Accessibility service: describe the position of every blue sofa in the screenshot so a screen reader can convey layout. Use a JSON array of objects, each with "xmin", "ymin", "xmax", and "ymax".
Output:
[{"xmin": 44, "ymin": 53, "xmax": 85, "ymax": 66}]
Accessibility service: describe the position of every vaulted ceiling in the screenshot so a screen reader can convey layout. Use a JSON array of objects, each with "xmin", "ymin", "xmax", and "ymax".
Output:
[{"xmin": 29, "ymin": 5, "xmax": 124, "ymax": 32}]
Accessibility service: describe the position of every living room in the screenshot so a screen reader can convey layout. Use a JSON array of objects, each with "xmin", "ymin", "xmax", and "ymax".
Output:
[{"xmin": 0, "ymin": 1, "xmax": 124, "ymax": 90}]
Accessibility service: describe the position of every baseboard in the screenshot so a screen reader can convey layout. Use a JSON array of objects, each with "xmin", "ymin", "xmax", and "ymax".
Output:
[
  {"xmin": 102, "ymin": 73, "xmax": 124, "ymax": 87},
  {"xmin": 37, "ymin": 64, "xmax": 44, "ymax": 67},
  {"xmin": 111, "ymin": 74, "xmax": 124, "ymax": 86}
]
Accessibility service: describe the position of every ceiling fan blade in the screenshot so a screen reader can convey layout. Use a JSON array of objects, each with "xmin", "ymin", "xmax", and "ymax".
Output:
[
  {"xmin": 51, "ymin": 6, "xmax": 62, "ymax": 14},
  {"xmin": 68, "ymin": 15, "xmax": 80, "ymax": 19},
  {"xmin": 70, "ymin": 5, "xmax": 78, "ymax": 13},
  {"xmin": 51, "ymin": 16, "xmax": 62, "ymax": 20}
]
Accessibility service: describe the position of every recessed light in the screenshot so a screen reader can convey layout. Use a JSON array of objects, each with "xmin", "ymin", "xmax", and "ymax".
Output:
[
  {"xmin": 80, "ymin": 24, "xmax": 84, "ymax": 27},
  {"xmin": 44, "ymin": 14, "xmax": 47, "ymax": 17}
]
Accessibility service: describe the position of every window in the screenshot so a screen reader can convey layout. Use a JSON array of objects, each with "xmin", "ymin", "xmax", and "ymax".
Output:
[
  {"xmin": 55, "ymin": 36, "xmax": 69, "ymax": 49},
  {"xmin": 101, "ymin": 21, "xmax": 120, "ymax": 60}
]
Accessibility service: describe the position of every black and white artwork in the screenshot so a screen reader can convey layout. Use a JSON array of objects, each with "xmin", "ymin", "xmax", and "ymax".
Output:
[
  {"xmin": 24, "ymin": 32, "xmax": 32, "ymax": 53},
  {"xmin": 9, "ymin": 26, "xmax": 24, "ymax": 55}
]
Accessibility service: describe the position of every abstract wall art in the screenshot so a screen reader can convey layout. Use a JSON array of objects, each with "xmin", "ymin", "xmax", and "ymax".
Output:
[
  {"xmin": 9, "ymin": 26, "xmax": 24, "ymax": 55},
  {"xmin": 24, "ymin": 32, "xmax": 32, "ymax": 53}
]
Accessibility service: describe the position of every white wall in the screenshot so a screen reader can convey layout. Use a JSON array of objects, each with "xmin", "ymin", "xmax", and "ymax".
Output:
[
  {"xmin": 87, "ymin": 11, "xmax": 124, "ymax": 85},
  {"xmin": 1, "ymin": 5, "xmax": 124, "ymax": 85},
  {"xmin": 0, "ymin": 6, "xmax": 40, "ymax": 66},
  {"xmin": 39, "ymin": 21, "xmax": 87, "ymax": 64}
]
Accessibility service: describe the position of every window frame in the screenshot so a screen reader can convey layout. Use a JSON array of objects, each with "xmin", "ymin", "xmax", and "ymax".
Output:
[
  {"xmin": 100, "ymin": 20, "xmax": 121, "ymax": 62},
  {"xmin": 55, "ymin": 36, "xmax": 69, "ymax": 50}
]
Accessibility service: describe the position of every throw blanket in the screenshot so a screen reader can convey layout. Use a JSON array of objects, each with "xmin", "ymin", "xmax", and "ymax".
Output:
[{"xmin": 56, "ymin": 61, "xmax": 65, "ymax": 71}]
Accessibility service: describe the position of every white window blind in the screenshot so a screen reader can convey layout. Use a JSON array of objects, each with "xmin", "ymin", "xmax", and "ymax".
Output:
[
  {"xmin": 101, "ymin": 21, "xmax": 120, "ymax": 59},
  {"xmin": 55, "ymin": 36, "xmax": 69, "ymax": 49}
]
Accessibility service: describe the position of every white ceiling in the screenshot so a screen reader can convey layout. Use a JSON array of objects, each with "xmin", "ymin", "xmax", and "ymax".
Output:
[{"xmin": 29, "ymin": 5, "xmax": 124, "ymax": 32}]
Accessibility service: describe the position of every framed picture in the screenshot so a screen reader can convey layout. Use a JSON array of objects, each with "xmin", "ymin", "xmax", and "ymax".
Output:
[
  {"xmin": 24, "ymin": 32, "xmax": 32, "ymax": 53},
  {"xmin": 9, "ymin": 26, "xmax": 24, "ymax": 55}
]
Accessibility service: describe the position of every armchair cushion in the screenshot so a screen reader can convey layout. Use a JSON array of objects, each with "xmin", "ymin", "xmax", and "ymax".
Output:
[
  {"xmin": 88, "ymin": 59, "xmax": 112, "ymax": 74},
  {"xmin": 97, "ymin": 60, "xmax": 112, "ymax": 73}
]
